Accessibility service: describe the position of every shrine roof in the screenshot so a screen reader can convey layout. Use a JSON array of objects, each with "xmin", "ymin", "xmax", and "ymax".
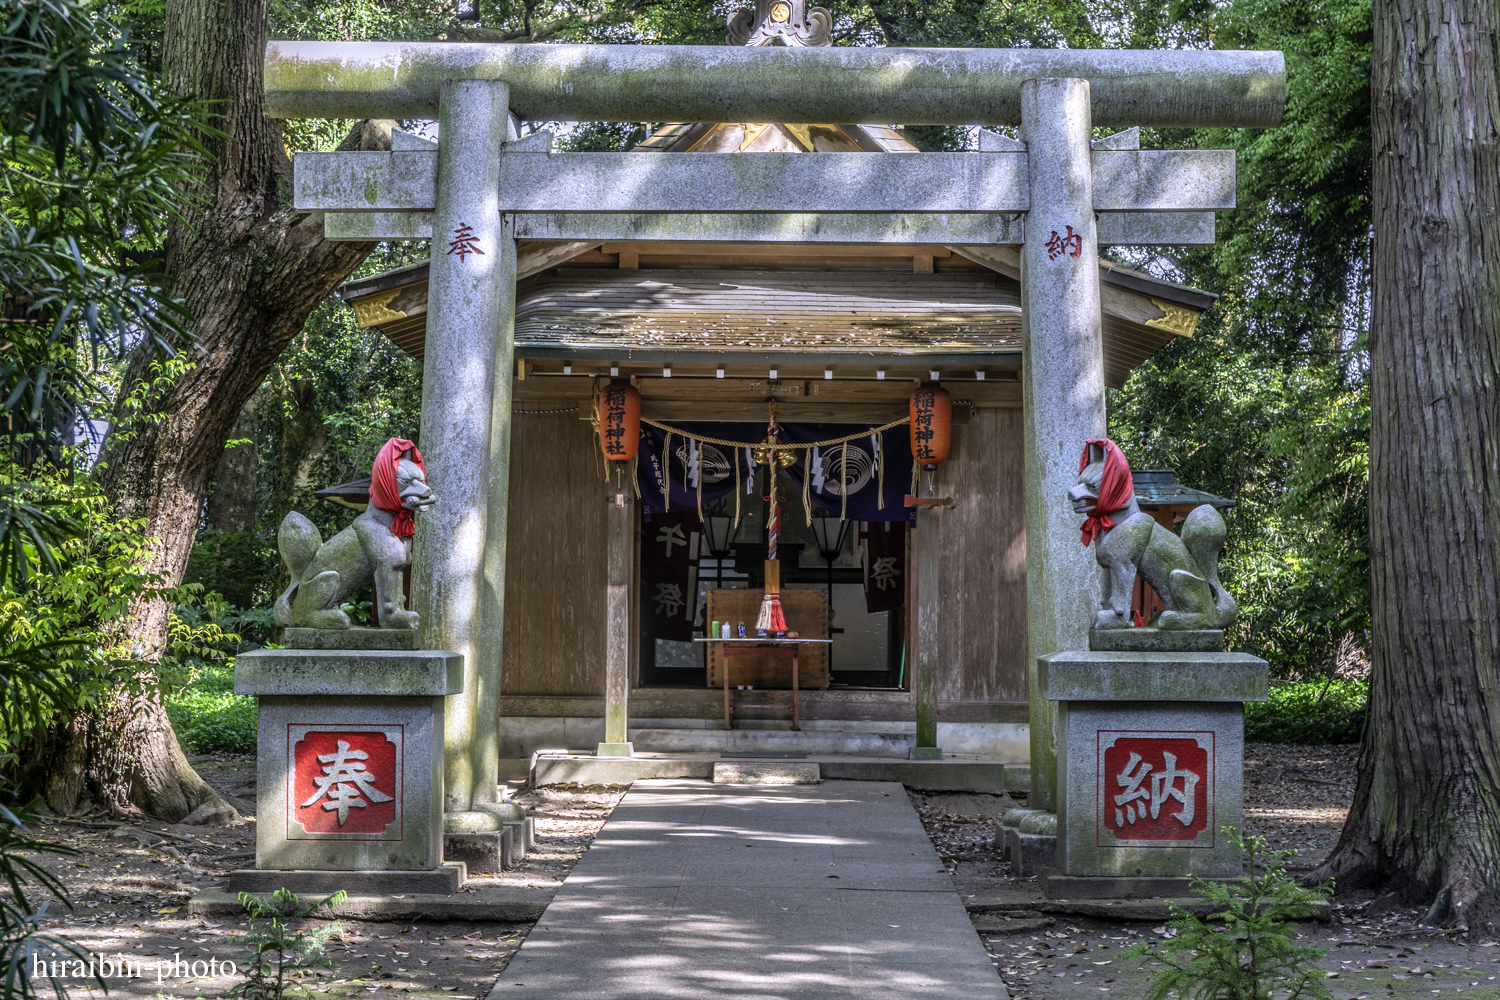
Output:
[
  {"xmin": 338, "ymin": 121, "xmax": 1219, "ymax": 389},
  {"xmin": 1132, "ymin": 469, "xmax": 1235, "ymax": 510}
]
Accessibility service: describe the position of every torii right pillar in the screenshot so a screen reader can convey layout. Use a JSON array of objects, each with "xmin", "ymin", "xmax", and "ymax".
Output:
[{"xmin": 1020, "ymin": 78, "xmax": 1106, "ymax": 813}]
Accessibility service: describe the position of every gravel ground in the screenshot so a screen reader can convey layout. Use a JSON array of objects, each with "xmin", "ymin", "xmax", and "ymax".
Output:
[
  {"xmin": 1243, "ymin": 742, "xmax": 1361, "ymax": 871},
  {"xmin": 22, "ymin": 759, "xmax": 624, "ymax": 1000},
  {"xmin": 24, "ymin": 743, "xmax": 1496, "ymax": 1000},
  {"xmin": 907, "ymin": 743, "xmax": 1500, "ymax": 1000}
]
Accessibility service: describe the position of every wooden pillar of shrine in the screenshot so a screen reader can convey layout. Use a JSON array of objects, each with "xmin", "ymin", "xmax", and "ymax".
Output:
[
  {"xmin": 910, "ymin": 493, "xmax": 943, "ymax": 759},
  {"xmin": 598, "ymin": 499, "xmax": 635, "ymax": 755}
]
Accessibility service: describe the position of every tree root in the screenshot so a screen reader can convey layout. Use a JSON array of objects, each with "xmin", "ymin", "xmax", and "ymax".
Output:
[
  {"xmin": 1318, "ymin": 835, "xmax": 1494, "ymax": 933},
  {"xmin": 1419, "ymin": 886, "xmax": 1452, "ymax": 927},
  {"xmin": 40, "ymin": 694, "xmax": 241, "ymax": 825}
]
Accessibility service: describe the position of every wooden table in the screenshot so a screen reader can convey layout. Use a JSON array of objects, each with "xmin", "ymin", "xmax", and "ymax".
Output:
[{"xmin": 694, "ymin": 638, "xmax": 833, "ymax": 731}]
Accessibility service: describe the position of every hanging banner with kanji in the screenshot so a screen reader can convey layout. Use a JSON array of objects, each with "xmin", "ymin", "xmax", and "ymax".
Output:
[
  {"xmin": 640, "ymin": 509, "xmax": 702, "ymax": 642},
  {"xmin": 861, "ymin": 521, "xmax": 906, "ymax": 613}
]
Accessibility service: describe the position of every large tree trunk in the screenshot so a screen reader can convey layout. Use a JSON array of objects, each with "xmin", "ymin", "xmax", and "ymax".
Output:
[
  {"xmin": 44, "ymin": 0, "xmax": 392, "ymax": 820},
  {"xmin": 1312, "ymin": 0, "xmax": 1500, "ymax": 930},
  {"xmin": 205, "ymin": 411, "xmax": 261, "ymax": 536}
]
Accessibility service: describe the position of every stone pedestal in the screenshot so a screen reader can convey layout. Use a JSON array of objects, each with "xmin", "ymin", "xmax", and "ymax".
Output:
[
  {"xmin": 443, "ymin": 800, "xmax": 526, "ymax": 874},
  {"xmin": 232, "ymin": 646, "xmax": 464, "ymax": 896},
  {"xmin": 1002, "ymin": 811, "xmax": 1058, "ymax": 877},
  {"xmin": 1039, "ymin": 637, "xmax": 1267, "ymax": 887}
]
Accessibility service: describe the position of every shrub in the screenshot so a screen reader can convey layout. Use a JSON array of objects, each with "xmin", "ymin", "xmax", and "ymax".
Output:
[
  {"xmin": 165, "ymin": 664, "xmax": 257, "ymax": 755},
  {"xmin": 231, "ymin": 888, "xmax": 346, "ymax": 1000},
  {"xmin": 1245, "ymin": 677, "xmax": 1366, "ymax": 744},
  {"xmin": 0, "ymin": 470, "xmax": 173, "ymax": 751},
  {"xmin": 184, "ymin": 531, "xmax": 279, "ymax": 612},
  {"xmin": 1128, "ymin": 832, "xmax": 1334, "ymax": 1000}
]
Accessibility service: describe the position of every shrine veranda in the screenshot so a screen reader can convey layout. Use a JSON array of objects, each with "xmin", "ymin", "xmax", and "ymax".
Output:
[{"xmin": 247, "ymin": 39, "xmax": 1283, "ymax": 891}]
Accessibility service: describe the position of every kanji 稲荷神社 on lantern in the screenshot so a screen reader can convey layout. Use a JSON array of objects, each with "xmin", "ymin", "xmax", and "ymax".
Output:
[
  {"xmin": 599, "ymin": 382, "xmax": 641, "ymax": 462},
  {"xmin": 909, "ymin": 382, "xmax": 952, "ymax": 468}
]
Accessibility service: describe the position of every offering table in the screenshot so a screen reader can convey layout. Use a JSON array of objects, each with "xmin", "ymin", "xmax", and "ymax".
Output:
[{"xmin": 694, "ymin": 638, "xmax": 833, "ymax": 731}]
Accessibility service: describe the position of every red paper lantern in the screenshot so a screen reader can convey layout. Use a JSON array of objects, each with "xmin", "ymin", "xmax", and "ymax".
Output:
[
  {"xmin": 599, "ymin": 382, "xmax": 641, "ymax": 462},
  {"xmin": 909, "ymin": 382, "xmax": 952, "ymax": 468}
]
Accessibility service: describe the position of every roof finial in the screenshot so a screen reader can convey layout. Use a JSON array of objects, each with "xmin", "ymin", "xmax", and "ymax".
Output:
[{"xmin": 727, "ymin": 0, "xmax": 832, "ymax": 46}]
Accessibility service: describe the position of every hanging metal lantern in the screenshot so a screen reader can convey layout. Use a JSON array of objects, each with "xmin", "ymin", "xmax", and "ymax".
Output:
[
  {"xmin": 599, "ymin": 382, "xmax": 641, "ymax": 462},
  {"xmin": 909, "ymin": 382, "xmax": 952, "ymax": 469}
]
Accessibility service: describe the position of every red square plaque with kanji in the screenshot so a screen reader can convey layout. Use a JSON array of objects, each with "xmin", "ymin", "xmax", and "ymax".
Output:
[
  {"xmin": 1098, "ymin": 734, "xmax": 1213, "ymax": 845},
  {"xmin": 289, "ymin": 728, "xmax": 402, "ymax": 838}
]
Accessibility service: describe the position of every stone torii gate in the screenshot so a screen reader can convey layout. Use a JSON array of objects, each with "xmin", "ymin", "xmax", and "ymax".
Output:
[{"xmin": 269, "ymin": 41, "xmax": 1284, "ymax": 832}]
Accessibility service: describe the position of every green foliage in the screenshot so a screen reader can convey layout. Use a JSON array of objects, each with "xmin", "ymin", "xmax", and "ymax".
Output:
[
  {"xmin": 158, "ymin": 598, "xmax": 267, "ymax": 755},
  {"xmin": 1110, "ymin": 0, "xmax": 1371, "ymax": 678},
  {"xmin": 1111, "ymin": 335, "xmax": 1370, "ymax": 676},
  {"xmin": 0, "ymin": 483, "xmax": 77, "ymax": 588},
  {"xmin": 0, "ymin": 0, "xmax": 203, "ymax": 397},
  {"xmin": 900, "ymin": 125, "xmax": 972, "ymax": 152},
  {"xmin": 1245, "ymin": 678, "xmax": 1367, "ymax": 745},
  {"xmin": 555, "ymin": 122, "xmax": 647, "ymax": 152},
  {"xmin": 232, "ymin": 889, "xmax": 348, "ymax": 1000},
  {"xmin": 204, "ymin": 602, "xmax": 281, "ymax": 651},
  {"xmin": 0, "ymin": 800, "xmax": 105, "ymax": 1000},
  {"xmin": 0, "ymin": 1, "xmax": 217, "ymax": 992},
  {"xmin": 1200, "ymin": 0, "xmax": 1372, "ymax": 351},
  {"xmin": 1128, "ymin": 832, "xmax": 1334, "ymax": 1000},
  {"xmin": 183, "ymin": 530, "xmax": 281, "ymax": 613},
  {"xmin": 0, "ymin": 465, "xmax": 175, "ymax": 749},
  {"xmin": 268, "ymin": 0, "xmax": 448, "ymax": 43},
  {"xmin": 164, "ymin": 664, "xmax": 258, "ymax": 756},
  {"xmin": 0, "ymin": 0, "xmax": 209, "ymax": 747}
]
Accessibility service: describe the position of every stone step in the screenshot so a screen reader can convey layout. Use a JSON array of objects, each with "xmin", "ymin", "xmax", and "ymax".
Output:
[
  {"xmin": 712, "ymin": 761, "xmax": 821, "ymax": 784},
  {"xmin": 630, "ymin": 727, "xmax": 915, "ymax": 755},
  {"xmin": 1040, "ymin": 870, "xmax": 1238, "ymax": 900},
  {"xmin": 226, "ymin": 861, "xmax": 465, "ymax": 896},
  {"xmin": 190, "ymin": 882, "xmax": 553, "ymax": 922},
  {"xmin": 530, "ymin": 753, "xmax": 1012, "ymax": 794}
]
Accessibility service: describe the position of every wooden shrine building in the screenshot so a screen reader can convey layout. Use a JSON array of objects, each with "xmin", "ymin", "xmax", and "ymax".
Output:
[{"xmin": 336, "ymin": 113, "xmax": 1215, "ymax": 766}]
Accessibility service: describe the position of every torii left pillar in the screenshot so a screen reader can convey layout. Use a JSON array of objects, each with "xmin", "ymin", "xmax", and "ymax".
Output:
[{"xmin": 410, "ymin": 79, "xmax": 517, "ymax": 861}]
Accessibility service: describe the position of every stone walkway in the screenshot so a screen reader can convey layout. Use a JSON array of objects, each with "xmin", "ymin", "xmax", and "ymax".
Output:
[{"xmin": 488, "ymin": 778, "xmax": 1004, "ymax": 999}]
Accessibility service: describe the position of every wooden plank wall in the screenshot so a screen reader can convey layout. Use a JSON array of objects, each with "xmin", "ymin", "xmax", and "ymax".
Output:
[
  {"xmin": 930, "ymin": 408, "xmax": 1029, "ymax": 703},
  {"xmin": 500, "ymin": 411, "xmax": 609, "ymax": 696},
  {"xmin": 498, "ymin": 403, "xmax": 1027, "ymax": 703}
]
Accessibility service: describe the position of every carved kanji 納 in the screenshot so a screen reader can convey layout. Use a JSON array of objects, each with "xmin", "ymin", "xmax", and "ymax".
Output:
[{"xmin": 1046, "ymin": 226, "xmax": 1085, "ymax": 261}]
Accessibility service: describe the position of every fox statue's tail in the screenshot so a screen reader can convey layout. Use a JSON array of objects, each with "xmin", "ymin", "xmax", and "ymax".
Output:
[
  {"xmin": 1181, "ymin": 504, "xmax": 1237, "ymax": 628},
  {"xmin": 272, "ymin": 512, "xmax": 324, "ymax": 626}
]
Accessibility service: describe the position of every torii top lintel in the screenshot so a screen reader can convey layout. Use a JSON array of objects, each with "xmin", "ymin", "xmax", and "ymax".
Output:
[{"xmin": 263, "ymin": 41, "xmax": 1285, "ymax": 129}]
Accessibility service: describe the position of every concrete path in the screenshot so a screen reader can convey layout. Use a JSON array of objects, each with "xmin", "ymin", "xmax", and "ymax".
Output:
[{"xmin": 488, "ymin": 779, "xmax": 1005, "ymax": 999}]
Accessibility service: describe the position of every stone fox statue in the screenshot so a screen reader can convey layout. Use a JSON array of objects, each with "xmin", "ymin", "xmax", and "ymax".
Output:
[
  {"xmin": 1067, "ymin": 438, "xmax": 1236, "ymax": 631},
  {"xmin": 274, "ymin": 438, "xmax": 435, "ymax": 630}
]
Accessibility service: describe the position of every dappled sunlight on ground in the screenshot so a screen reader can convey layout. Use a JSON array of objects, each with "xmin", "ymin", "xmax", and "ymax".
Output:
[{"xmin": 33, "ymin": 744, "xmax": 1500, "ymax": 1000}]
